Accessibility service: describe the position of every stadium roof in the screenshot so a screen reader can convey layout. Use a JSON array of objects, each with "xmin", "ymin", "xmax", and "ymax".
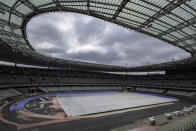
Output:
[{"xmin": 0, "ymin": 0, "xmax": 196, "ymax": 72}]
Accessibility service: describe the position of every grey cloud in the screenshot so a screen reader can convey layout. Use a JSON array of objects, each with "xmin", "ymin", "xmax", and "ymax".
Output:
[
  {"xmin": 27, "ymin": 13, "xmax": 190, "ymax": 67},
  {"xmin": 73, "ymin": 18, "xmax": 106, "ymax": 44},
  {"xmin": 59, "ymin": 50, "xmax": 123, "ymax": 65},
  {"xmin": 38, "ymin": 46, "xmax": 65, "ymax": 55},
  {"xmin": 27, "ymin": 17, "xmax": 68, "ymax": 51}
]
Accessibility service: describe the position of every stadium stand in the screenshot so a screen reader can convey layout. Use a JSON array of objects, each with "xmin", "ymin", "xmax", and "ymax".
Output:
[
  {"xmin": 0, "ymin": 65, "xmax": 124, "ymax": 96},
  {"xmin": 0, "ymin": 88, "xmax": 21, "ymax": 100},
  {"xmin": 0, "ymin": 64, "xmax": 196, "ymax": 100}
]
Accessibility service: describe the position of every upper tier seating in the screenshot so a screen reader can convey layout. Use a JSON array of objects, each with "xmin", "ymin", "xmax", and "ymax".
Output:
[{"xmin": 0, "ymin": 65, "xmax": 196, "ymax": 93}]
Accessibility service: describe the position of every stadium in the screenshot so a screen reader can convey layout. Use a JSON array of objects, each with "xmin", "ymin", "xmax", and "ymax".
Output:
[{"xmin": 0, "ymin": 0, "xmax": 196, "ymax": 131}]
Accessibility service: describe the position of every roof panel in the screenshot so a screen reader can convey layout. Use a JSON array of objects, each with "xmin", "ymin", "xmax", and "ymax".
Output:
[
  {"xmin": 10, "ymin": 14, "xmax": 23, "ymax": 25},
  {"xmin": 186, "ymin": 1, "xmax": 196, "ymax": 11},
  {"xmin": 30, "ymin": 0, "xmax": 53, "ymax": 7},
  {"xmin": 172, "ymin": 7, "xmax": 194, "ymax": 20},
  {"xmin": 159, "ymin": 15, "xmax": 180, "ymax": 27},
  {"xmin": 126, "ymin": 2, "xmax": 156, "ymax": 17},
  {"xmin": 39, "ymin": 3, "xmax": 56, "ymax": 9},
  {"xmin": 0, "ymin": 0, "xmax": 17, "ymax": 7},
  {"xmin": 15, "ymin": 3, "xmax": 33, "ymax": 15},
  {"xmin": 182, "ymin": 27, "xmax": 196, "ymax": 35},
  {"xmin": 0, "ymin": 11, "xmax": 9, "ymax": 21}
]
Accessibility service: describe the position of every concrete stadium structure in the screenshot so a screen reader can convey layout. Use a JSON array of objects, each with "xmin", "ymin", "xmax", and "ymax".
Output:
[{"xmin": 0, "ymin": 0, "xmax": 196, "ymax": 131}]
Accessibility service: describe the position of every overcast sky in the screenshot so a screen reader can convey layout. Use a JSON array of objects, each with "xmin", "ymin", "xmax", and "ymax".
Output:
[{"xmin": 26, "ymin": 12, "xmax": 190, "ymax": 67}]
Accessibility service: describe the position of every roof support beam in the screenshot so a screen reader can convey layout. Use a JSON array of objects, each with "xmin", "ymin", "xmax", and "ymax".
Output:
[
  {"xmin": 87, "ymin": 0, "xmax": 90, "ymax": 15},
  {"xmin": 17, "ymin": 0, "xmax": 38, "ymax": 12},
  {"xmin": 173, "ymin": 33, "xmax": 196, "ymax": 43},
  {"xmin": 158, "ymin": 16, "xmax": 196, "ymax": 37},
  {"xmin": 53, "ymin": 0, "xmax": 62, "ymax": 10},
  {"xmin": 8, "ymin": 1, "xmax": 21, "ymax": 27},
  {"xmin": 0, "ymin": 18, "xmax": 21, "ymax": 29},
  {"xmin": 0, "ymin": 1, "xmax": 25, "ymax": 18},
  {"xmin": 89, "ymin": 10, "xmax": 195, "ymax": 54},
  {"xmin": 36, "ymin": 1, "xmax": 118, "ymax": 9},
  {"xmin": 111, "ymin": 0, "xmax": 128, "ymax": 22},
  {"xmin": 161, "ymin": 19, "xmax": 196, "ymax": 37},
  {"xmin": 138, "ymin": 0, "xmax": 189, "ymax": 30},
  {"xmin": 183, "ymin": 43, "xmax": 196, "ymax": 48}
]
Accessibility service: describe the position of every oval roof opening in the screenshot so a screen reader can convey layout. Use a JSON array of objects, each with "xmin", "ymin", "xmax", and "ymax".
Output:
[{"xmin": 27, "ymin": 12, "xmax": 190, "ymax": 67}]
